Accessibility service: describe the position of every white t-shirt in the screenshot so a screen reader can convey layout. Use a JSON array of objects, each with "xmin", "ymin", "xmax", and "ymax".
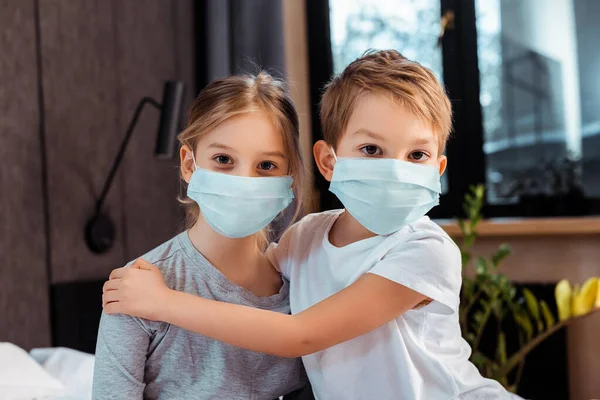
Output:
[{"xmin": 267, "ymin": 210, "xmax": 509, "ymax": 400}]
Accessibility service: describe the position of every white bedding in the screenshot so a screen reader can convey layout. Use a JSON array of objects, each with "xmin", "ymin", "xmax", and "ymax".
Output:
[
  {"xmin": 30, "ymin": 347, "xmax": 95, "ymax": 400},
  {"xmin": 0, "ymin": 343, "xmax": 94, "ymax": 400}
]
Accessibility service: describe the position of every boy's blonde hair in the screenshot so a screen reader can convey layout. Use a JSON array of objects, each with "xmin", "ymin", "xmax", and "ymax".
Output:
[
  {"xmin": 178, "ymin": 72, "xmax": 305, "ymax": 242},
  {"xmin": 320, "ymin": 50, "xmax": 452, "ymax": 153}
]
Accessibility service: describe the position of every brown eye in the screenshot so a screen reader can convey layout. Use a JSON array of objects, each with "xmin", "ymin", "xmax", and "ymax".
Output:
[
  {"xmin": 215, "ymin": 155, "xmax": 232, "ymax": 164},
  {"xmin": 360, "ymin": 145, "xmax": 382, "ymax": 156},
  {"xmin": 409, "ymin": 151, "xmax": 429, "ymax": 161},
  {"xmin": 259, "ymin": 161, "xmax": 276, "ymax": 171}
]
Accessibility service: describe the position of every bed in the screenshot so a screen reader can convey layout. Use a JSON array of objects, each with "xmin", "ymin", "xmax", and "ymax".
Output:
[{"xmin": 1, "ymin": 280, "xmax": 313, "ymax": 400}]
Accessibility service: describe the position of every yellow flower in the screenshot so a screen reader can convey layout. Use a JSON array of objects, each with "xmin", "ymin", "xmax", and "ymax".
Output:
[
  {"xmin": 555, "ymin": 280, "xmax": 572, "ymax": 321},
  {"xmin": 572, "ymin": 277, "xmax": 598, "ymax": 317},
  {"xmin": 597, "ymin": 278, "xmax": 600, "ymax": 309}
]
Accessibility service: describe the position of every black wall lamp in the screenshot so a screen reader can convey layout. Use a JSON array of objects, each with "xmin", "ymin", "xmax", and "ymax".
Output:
[{"xmin": 85, "ymin": 81, "xmax": 185, "ymax": 254}]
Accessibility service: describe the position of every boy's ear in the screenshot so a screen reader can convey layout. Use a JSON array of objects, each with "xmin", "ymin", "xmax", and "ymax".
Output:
[
  {"xmin": 313, "ymin": 140, "xmax": 336, "ymax": 182},
  {"xmin": 180, "ymin": 145, "xmax": 195, "ymax": 184},
  {"xmin": 437, "ymin": 155, "xmax": 447, "ymax": 176}
]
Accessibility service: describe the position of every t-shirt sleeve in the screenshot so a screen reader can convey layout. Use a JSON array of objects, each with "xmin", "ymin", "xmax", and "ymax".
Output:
[
  {"xmin": 92, "ymin": 312, "xmax": 152, "ymax": 399},
  {"xmin": 367, "ymin": 230, "xmax": 462, "ymax": 315}
]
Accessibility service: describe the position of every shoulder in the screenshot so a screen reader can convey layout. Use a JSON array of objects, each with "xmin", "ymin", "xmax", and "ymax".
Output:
[
  {"xmin": 127, "ymin": 233, "xmax": 184, "ymax": 270},
  {"xmin": 407, "ymin": 217, "xmax": 457, "ymax": 245},
  {"xmin": 281, "ymin": 209, "xmax": 343, "ymax": 240},
  {"xmin": 373, "ymin": 218, "xmax": 462, "ymax": 314},
  {"xmin": 397, "ymin": 217, "xmax": 460, "ymax": 259},
  {"xmin": 126, "ymin": 233, "xmax": 189, "ymax": 292},
  {"xmin": 268, "ymin": 210, "xmax": 342, "ymax": 274},
  {"xmin": 382, "ymin": 217, "xmax": 462, "ymax": 274}
]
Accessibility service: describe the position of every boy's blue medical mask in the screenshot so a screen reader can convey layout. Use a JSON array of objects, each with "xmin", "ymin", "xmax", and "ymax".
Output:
[
  {"xmin": 329, "ymin": 149, "xmax": 441, "ymax": 235},
  {"xmin": 187, "ymin": 153, "xmax": 294, "ymax": 238}
]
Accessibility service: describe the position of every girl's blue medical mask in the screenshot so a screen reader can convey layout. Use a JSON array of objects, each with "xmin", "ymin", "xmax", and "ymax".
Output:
[
  {"xmin": 329, "ymin": 150, "xmax": 441, "ymax": 235},
  {"xmin": 187, "ymin": 152, "xmax": 294, "ymax": 238}
]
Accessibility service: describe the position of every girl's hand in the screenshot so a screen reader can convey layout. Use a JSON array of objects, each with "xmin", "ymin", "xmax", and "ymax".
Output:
[{"xmin": 102, "ymin": 259, "xmax": 172, "ymax": 321}]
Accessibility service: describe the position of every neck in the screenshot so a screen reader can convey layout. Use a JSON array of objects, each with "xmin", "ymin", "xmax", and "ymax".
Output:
[
  {"xmin": 329, "ymin": 209, "xmax": 378, "ymax": 247},
  {"xmin": 187, "ymin": 217, "xmax": 263, "ymax": 275}
]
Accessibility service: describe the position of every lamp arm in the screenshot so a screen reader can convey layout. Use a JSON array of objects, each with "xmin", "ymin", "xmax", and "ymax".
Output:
[{"xmin": 94, "ymin": 97, "xmax": 161, "ymax": 216}]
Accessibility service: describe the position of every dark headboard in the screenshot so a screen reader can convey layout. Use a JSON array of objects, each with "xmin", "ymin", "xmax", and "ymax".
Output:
[{"xmin": 50, "ymin": 280, "xmax": 104, "ymax": 354}]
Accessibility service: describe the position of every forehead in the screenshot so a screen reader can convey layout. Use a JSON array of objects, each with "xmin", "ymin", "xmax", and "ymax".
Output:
[
  {"xmin": 343, "ymin": 93, "xmax": 438, "ymax": 145},
  {"xmin": 198, "ymin": 111, "xmax": 286, "ymax": 152}
]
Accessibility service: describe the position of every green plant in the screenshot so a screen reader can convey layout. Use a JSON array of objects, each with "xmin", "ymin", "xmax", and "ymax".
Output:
[{"xmin": 456, "ymin": 185, "xmax": 599, "ymax": 392}]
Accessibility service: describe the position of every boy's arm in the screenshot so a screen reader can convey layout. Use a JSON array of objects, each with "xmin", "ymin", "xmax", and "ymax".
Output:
[
  {"xmin": 103, "ymin": 235, "xmax": 458, "ymax": 359},
  {"xmin": 92, "ymin": 312, "xmax": 150, "ymax": 399},
  {"xmin": 103, "ymin": 261, "xmax": 425, "ymax": 358},
  {"xmin": 165, "ymin": 272, "xmax": 424, "ymax": 357}
]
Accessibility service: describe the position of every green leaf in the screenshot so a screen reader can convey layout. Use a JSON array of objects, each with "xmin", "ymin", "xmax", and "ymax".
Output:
[
  {"xmin": 496, "ymin": 332, "xmax": 507, "ymax": 364},
  {"xmin": 462, "ymin": 278, "xmax": 474, "ymax": 299},
  {"xmin": 514, "ymin": 312, "xmax": 533, "ymax": 340},
  {"xmin": 522, "ymin": 288, "xmax": 541, "ymax": 325},
  {"xmin": 471, "ymin": 214, "xmax": 482, "ymax": 228},
  {"xmin": 491, "ymin": 243, "xmax": 512, "ymax": 268},
  {"xmin": 473, "ymin": 310, "xmax": 485, "ymax": 323},
  {"xmin": 474, "ymin": 184, "xmax": 485, "ymax": 200},
  {"xmin": 476, "ymin": 257, "xmax": 489, "ymax": 275},
  {"xmin": 540, "ymin": 300, "xmax": 556, "ymax": 328},
  {"xmin": 457, "ymin": 218, "xmax": 466, "ymax": 234},
  {"xmin": 465, "ymin": 332, "xmax": 476, "ymax": 345},
  {"xmin": 461, "ymin": 252, "xmax": 472, "ymax": 269},
  {"xmin": 471, "ymin": 351, "xmax": 490, "ymax": 371}
]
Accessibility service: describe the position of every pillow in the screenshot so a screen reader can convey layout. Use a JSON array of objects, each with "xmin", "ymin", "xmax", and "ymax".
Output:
[
  {"xmin": 0, "ymin": 342, "xmax": 65, "ymax": 400},
  {"xmin": 30, "ymin": 347, "xmax": 95, "ymax": 400}
]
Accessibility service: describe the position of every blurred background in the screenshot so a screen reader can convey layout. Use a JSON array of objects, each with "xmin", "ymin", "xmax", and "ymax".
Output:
[{"xmin": 1, "ymin": 0, "xmax": 599, "ymax": 399}]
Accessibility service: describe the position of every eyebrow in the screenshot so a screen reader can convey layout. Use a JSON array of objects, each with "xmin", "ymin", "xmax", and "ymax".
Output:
[
  {"xmin": 412, "ymin": 138, "xmax": 434, "ymax": 146},
  {"xmin": 208, "ymin": 142, "xmax": 236, "ymax": 151},
  {"xmin": 208, "ymin": 142, "xmax": 286, "ymax": 159},
  {"xmin": 353, "ymin": 128, "xmax": 386, "ymax": 141},
  {"xmin": 261, "ymin": 151, "xmax": 287, "ymax": 159},
  {"xmin": 354, "ymin": 129, "xmax": 436, "ymax": 147}
]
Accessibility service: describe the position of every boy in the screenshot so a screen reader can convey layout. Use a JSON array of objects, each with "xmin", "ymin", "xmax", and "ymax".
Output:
[{"xmin": 103, "ymin": 50, "xmax": 510, "ymax": 399}]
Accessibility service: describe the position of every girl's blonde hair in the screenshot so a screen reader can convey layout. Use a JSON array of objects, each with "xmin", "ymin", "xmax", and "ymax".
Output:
[{"xmin": 178, "ymin": 71, "xmax": 305, "ymax": 245}]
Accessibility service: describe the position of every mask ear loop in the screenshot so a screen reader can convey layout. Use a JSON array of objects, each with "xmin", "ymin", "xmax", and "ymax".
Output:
[
  {"xmin": 190, "ymin": 150, "xmax": 199, "ymax": 171},
  {"xmin": 331, "ymin": 147, "xmax": 338, "ymax": 162}
]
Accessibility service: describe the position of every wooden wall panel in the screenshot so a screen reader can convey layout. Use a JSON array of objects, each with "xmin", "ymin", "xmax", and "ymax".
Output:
[
  {"xmin": 116, "ymin": 0, "xmax": 193, "ymax": 260},
  {"xmin": 0, "ymin": 0, "xmax": 51, "ymax": 349},
  {"xmin": 39, "ymin": 0, "xmax": 126, "ymax": 283},
  {"xmin": 37, "ymin": 0, "xmax": 195, "ymax": 281}
]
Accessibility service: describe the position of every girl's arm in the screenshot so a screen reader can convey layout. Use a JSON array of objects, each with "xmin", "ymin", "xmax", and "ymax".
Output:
[{"xmin": 103, "ymin": 259, "xmax": 426, "ymax": 358}]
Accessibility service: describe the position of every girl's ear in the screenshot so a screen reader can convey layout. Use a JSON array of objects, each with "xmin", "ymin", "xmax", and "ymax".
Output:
[
  {"xmin": 313, "ymin": 140, "xmax": 336, "ymax": 182},
  {"xmin": 180, "ymin": 144, "xmax": 195, "ymax": 184}
]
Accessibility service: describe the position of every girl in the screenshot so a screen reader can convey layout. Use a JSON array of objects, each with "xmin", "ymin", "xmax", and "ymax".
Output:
[{"xmin": 92, "ymin": 72, "xmax": 308, "ymax": 399}]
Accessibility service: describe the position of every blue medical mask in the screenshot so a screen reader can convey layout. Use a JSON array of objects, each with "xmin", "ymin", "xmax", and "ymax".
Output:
[
  {"xmin": 329, "ymin": 150, "xmax": 441, "ymax": 235},
  {"xmin": 186, "ymin": 153, "xmax": 294, "ymax": 238}
]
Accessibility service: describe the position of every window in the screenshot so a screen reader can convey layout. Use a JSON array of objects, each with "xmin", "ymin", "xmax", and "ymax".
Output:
[
  {"xmin": 475, "ymin": 0, "xmax": 600, "ymax": 216},
  {"xmin": 307, "ymin": 0, "xmax": 600, "ymax": 218},
  {"xmin": 329, "ymin": 0, "xmax": 443, "ymax": 77}
]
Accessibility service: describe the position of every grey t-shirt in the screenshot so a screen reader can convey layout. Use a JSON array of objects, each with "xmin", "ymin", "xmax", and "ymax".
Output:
[{"xmin": 92, "ymin": 231, "xmax": 307, "ymax": 400}]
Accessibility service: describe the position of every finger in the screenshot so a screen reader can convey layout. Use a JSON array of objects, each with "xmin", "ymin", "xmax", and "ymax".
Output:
[
  {"xmin": 103, "ymin": 279, "xmax": 121, "ymax": 293},
  {"xmin": 135, "ymin": 258, "xmax": 154, "ymax": 271},
  {"xmin": 109, "ymin": 267, "xmax": 127, "ymax": 280},
  {"xmin": 102, "ymin": 290, "xmax": 121, "ymax": 304}
]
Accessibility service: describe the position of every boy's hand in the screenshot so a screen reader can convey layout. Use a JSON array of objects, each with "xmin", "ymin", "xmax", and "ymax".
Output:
[{"xmin": 102, "ymin": 259, "xmax": 172, "ymax": 321}]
